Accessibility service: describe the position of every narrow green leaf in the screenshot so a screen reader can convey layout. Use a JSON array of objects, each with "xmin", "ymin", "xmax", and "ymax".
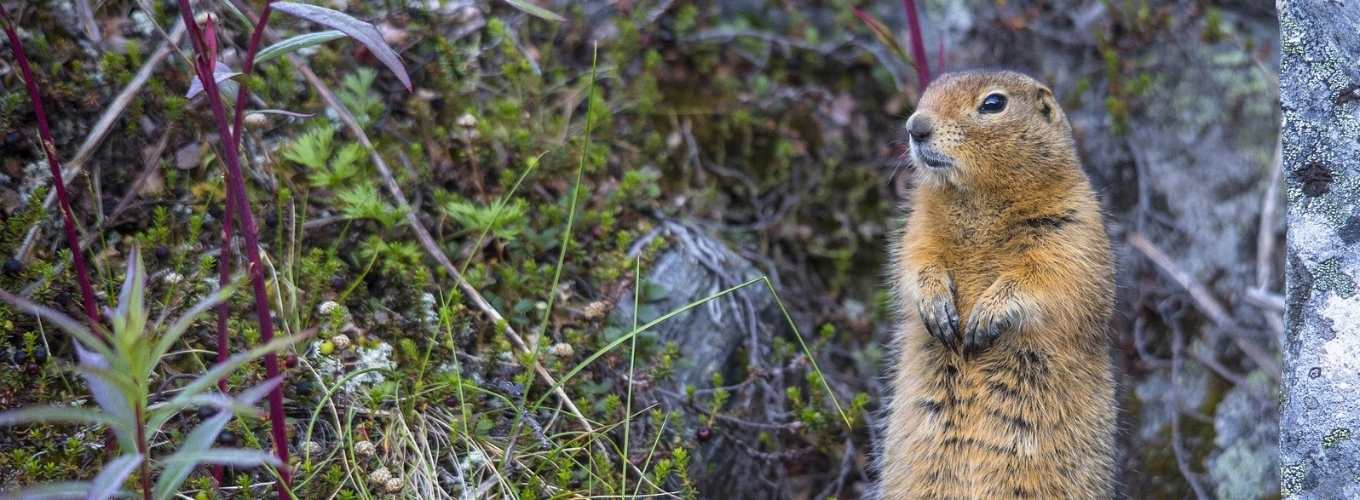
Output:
[
  {"xmin": 114, "ymin": 247, "xmax": 147, "ymax": 337},
  {"xmin": 0, "ymin": 405, "xmax": 122, "ymax": 428},
  {"xmin": 271, "ymin": 2, "xmax": 412, "ymax": 90},
  {"xmin": 0, "ymin": 289, "xmax": 114, "ymax": 361},
  {"xmin": 148, "ymin": 375, "xmax": 283, "ymax": 440},
  {"xmin": 153, "ymin": 412, "xmax": 231, "ymax": 500},
  {"xmin": 152, "ymin": 376, "xmax": 281, "ymax": 500},
  {"xmin": 144, "ymin": 395, "xmax": 262, "ymax": 440},
  {"xmin": 88, "ymin": 453, "xmax": 142, "ymax": 500},
  {"xmin": 160, "ymin": 448, "xmax": 282, "ymax": 467},
  {"xmin": 164, "ymin": 335, "xmax": 305, "ymax": 408},
  {"xmin": 501, "ymin": 0, "xmax": 565, "ymax": 22},
  {"xmin": 255, "ymin": 30, "xmax": 347, "ymax": 65},
  {"xmin": 73, "ymin": 345, "xmax": 139, "ymax": 452},
  {"xmin": 150, "ymin": 282, "xmax": 239, "ymax": 369},
  {"xmin": 5, "ymin": 481, "xmax": 93, "ymax": 499}
]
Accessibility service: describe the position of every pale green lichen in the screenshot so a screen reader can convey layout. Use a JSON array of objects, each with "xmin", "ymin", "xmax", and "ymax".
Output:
[
  {"xmin": 1312, "ymin": 258, "xmax": 1356, "ymax": 299},
  {"xmin": 1323, "ymin": 427, "xmax": 1352, "ymax": 449}
]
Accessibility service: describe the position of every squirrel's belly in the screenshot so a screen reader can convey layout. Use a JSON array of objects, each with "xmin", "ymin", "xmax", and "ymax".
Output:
[{"xmin": 879, "ymin": 338, "xmax": 1115, "ymax": 500}]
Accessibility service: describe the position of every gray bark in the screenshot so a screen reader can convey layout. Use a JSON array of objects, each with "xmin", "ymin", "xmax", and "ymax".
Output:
[{"xmin": 1279, "ymin": 2, "xmax": 1360, "ymax": 498}]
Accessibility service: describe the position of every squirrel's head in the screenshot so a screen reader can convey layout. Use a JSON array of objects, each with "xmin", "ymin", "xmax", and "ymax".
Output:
[{"xmin": 905, "ymin": 70, "xmax": 1075, "ymax": 189}]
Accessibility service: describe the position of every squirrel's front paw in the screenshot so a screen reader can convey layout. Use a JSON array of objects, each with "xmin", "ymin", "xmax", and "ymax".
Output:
[
  {"xmin": 915, "ymin": 273, "xmax": 959, "ymax": 351},
  {"xmin": 963, "ymin": 281, "xmax": 1022, "ymax": 355}
]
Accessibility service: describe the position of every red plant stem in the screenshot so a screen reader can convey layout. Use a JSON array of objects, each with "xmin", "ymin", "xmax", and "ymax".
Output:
[
  {"xmin": 230, "ymin": 2, "xmax": 273, "ymax": 146},
  {"xmin": 215, "ymin": 178, "xmax": 238, "ymax": 394},
  {"xmin": 211, "ymin": 2, "xmax": 272, "ymax": 480},
  {"xmin": 0, "ymin": 5, "xmax": 103, "ymax": 335},
  {"xmin": 134, "ymin": 406, "xmax": 152, "ymax": 500},
  {"xmin": 217, "ymin": 0, "xmax": 273, "ymax": 388},
  {"xmin": 901, "ymin": 0, "xmax": 931, "ymax": 91},
  {"xmin": 210, "ymin": 189, "xmax": 235, "ymax": 485},
  {"xmin": 174, "ymin": 2, "xmax": 291, "ymax": 495}
]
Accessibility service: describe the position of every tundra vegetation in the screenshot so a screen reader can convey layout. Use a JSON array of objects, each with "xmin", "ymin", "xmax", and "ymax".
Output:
[{"xmin": 0, "ymin": 1, "xmax": 1281, "ymax": 498}]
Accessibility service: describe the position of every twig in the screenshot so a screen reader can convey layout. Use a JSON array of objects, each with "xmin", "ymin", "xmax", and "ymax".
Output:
[
  {"xmin": 1, "ymin": 5, "xmax": 103, "ymax": 332},
  {"xmin": 1129, "ymin": 232, "xmax": 1281, "ymax": 380},
  {"xmin": 1244, "ymin": 288, "xmax": 1285, "ymax": 315},
  {"xmin": 1254, "ymin": 139, "xmax": 1285, "ymax": 336},
  {"xmin": 105, "ymin": 130, "xmax": 171, "ymax": 225},
  {"xmin": 73, "ymin": 0, "xmax": 101, "ymax": 43},
  {"xmin": 210, "ymin": 185, "xmax": 233, "ymax": 496},
  {"xmin": 1169, "ymin": 318, "xmax": 1211, "ymax": 500},
  {"xmin": 1256, "ymin": 139, "xmax": 1282, "ymax": 289}
]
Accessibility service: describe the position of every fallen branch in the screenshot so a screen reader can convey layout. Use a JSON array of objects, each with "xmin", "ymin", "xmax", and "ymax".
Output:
[
  {"xmin": 1129, "ymin": 232, "xmax": 1281, "ymax": 380},
  {"xmin": 15, "ymin": 20, "xmax": 187, "ymax": 262}
]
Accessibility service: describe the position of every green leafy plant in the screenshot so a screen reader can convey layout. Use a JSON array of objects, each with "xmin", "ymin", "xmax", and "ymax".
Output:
[
  {"xmin": 443, "ymin": 196, "xmax": 529, "ymax": 241},
  {"xmin": 280, "ymin": 125, "xmax": 368, "ymax": 191},
  {"xmin": 0, "ymin": 248, "xmax": 303, "ymax": 500},
  {"xmin": 281, "ymin": 125, "xmax": 336, "ymax": 171},
  {"xmin": 338, "ymin": 182, "xmax": 407, "ymax": 228},
  {"xmin": 338, "ymin": 67, "xmax": 382, "ymax": 127}
]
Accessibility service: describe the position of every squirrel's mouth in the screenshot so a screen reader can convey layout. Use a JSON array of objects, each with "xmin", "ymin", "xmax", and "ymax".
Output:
[{"xmin": 912, "ymin": 144, "xmax": 955, "ymax": 169}]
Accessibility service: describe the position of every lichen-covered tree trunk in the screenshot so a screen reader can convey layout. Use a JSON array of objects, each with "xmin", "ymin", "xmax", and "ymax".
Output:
[{"xmin": 1279, "ymin": 2, "xmax": 1360, "ymax": 498}]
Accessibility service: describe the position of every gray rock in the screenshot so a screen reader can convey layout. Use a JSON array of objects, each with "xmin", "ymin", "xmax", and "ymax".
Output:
[
  {"xmin": 1279, "ymin": 2, "xmax": 1360, "ymax": 498},
  {"xmin": 614, "ymin": 221, "xmax": 775, "ymax": 391},
  {"xmin": 612, "ymin": 220, "xmax": 788, "ymax": 498}
]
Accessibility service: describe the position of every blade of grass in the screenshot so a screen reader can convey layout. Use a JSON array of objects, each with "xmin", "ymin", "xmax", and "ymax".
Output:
[
  {"xmin": 532, "ymin": 276, "xmax": 763, "ymax": 409},
  {"xmin": 501, "ymin": 0, "xmax": 566, "ymax": 22},
  {"xmin": 531, "ymin": 275, "xmax": 852, "ymax": 431},
  {"xmin": 502, "ymin": 43, "xmax": 600, "ymax": 473},
  {"xmin": 620, "ymin": 255, "xmax": 641, "ymax": 493},
  {"xmin": 631, "ymin": 410, "xmax": 669, "ymax": 497},
  {"xmin": 761, "ymin": 277, "xmax": 851, "ymax": 430},
  {"xmin": 458, "ymin": 152, "xmax": 547, "ymax": 275}
]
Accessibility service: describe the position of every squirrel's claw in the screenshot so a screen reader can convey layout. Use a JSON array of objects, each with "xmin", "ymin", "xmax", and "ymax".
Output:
[
  {"xmin": 963, "ymin": 308, "xmax": 1013, "ymax": 356},
  {"xmin": 918, "ymin": 295, "xmax": 960, "ymax": 351}
]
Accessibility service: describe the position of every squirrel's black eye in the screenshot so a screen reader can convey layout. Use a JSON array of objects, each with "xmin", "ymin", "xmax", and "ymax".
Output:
[{"xmin": 978, "ymin": 93, "xmax": 1008, "ymax": 114}]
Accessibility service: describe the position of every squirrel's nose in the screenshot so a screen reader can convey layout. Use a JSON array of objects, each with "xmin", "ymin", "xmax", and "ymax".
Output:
[{"xmin": 908, "ymin": 114, "xmax": 933, "ymax": 143}]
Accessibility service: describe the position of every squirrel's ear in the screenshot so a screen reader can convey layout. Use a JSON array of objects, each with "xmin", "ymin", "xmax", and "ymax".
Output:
[{"xmin": 1035, "ymin": 87, "xmax": 1063, "ymax": 125}]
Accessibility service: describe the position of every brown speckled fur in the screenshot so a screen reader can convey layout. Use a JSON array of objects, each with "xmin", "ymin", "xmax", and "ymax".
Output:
[{"xmin": 879, "ymin": 71, "xmax": 1116, "ymax": 500}]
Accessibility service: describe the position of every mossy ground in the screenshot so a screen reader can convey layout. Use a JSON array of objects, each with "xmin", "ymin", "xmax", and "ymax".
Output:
[
  {"xmin": 1, "ymin": 1, "xmax": 892, "ymax": 497},
  {"xmin": 0, "ymin": 0, "xmax": 1280, "ymax": 498}
]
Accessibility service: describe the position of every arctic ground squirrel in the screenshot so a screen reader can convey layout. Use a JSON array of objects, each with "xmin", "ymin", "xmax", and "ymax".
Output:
[{"xmin": 879, "ymin": 70, "xmax": 1116, "ymax": 499}]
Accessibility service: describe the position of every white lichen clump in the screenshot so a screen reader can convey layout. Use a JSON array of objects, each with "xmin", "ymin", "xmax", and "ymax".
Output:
[
  {"xmin": 355, "ymin": 440, "xmax": 376, "ymax": 457},
  {"xmin": 549, "ymin": 342, "xmax": 574, "ymax": 357},
  {"xmin": 331, "ymin": 333, "xmax": 352, "ymax": 350},
  {"xmin": 582, "ymin": 300, "xmax": 609, "ymax": 319},
  {"xmin": 368, "ymin": 467, "xmax": 392, "ymax": 485},
  {"xmin": 319, "ymin": 300, "xmax": 342, "ymax": 315}
]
